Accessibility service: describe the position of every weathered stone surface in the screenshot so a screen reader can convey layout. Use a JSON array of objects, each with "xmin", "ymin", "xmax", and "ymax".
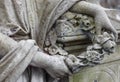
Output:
[
  {"xmin": 0, "ymin": 0, "xmax": 119, "ymax": 82},
  {"xmin": 70, "ymin": 45, "xmax": 120, "ymax": 82}
]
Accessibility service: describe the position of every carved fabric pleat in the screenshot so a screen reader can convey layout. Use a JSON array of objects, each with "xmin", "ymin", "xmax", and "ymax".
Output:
[
  {"xmin": 42, "ymin": 0, "xmax": 79, "ymax": 48},
  {"xmin": 4, "ymin": 0, "xmax": 41, "ymax": 40},
  {"xmin": 0, "ymin": 41, "xmax": 38, "ymax": 82},
  {"xmin": 3, "ymin": 0, "xmax": 79, "ymax": 48}
]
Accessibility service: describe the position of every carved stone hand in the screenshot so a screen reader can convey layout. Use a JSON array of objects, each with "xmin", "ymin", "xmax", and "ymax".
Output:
[
  {"xmin": 65, "ymin": 55, "xmax": 86, "ymax": 73},
  {"xmin": 70, "ymin": 1, "xmax": 118, "ymax": 40},
  {"xmin": 94, "ymin": 10, "xmax": 118, "ymax": 40},
  {"xmin": 44, "ymin": 55, "xmax": 72, "ymax": 78}
]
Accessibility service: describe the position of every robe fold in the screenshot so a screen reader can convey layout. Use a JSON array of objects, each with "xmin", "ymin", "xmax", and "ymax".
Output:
[
  {"xmin": 0, "ymin": 40, "xmax": 38, "ymax": 82},
  {"xmin": 0, "ymin": 0, "xmax": 78, "ymax": 82}
]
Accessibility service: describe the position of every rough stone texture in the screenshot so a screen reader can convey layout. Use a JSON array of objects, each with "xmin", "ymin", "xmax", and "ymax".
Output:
[
  {"xmin": 0, "ymin": 0, "xmax": 119, "ymax": 82},
  {"xmin": 70, "ymin": 45, "xmax": 120, "ymax": 82},
  {"xmin": 69, "ymin": 11, "xmax": 120, "ymax": 81}
]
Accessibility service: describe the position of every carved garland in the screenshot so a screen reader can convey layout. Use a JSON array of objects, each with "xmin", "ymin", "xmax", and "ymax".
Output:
[{"xmin": 44, "ymin": 12, "xmax": 116, "ymax": 73}]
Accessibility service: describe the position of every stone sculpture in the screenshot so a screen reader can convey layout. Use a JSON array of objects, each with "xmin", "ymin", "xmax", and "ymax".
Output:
[{"xmin": 0, "ymin": 0, "xmax": 118, "ymax": 82}]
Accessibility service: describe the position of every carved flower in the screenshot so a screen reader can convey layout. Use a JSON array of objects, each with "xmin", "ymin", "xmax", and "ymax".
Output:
[{"xmin": 85, "ymin": 50, "xmax": 104, "ymax": 63}]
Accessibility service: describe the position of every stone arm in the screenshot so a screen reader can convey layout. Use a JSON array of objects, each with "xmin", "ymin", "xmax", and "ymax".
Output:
[
  {"xmin": 0, "ymin": 33, "xmax": 73, "ymax": 78},
  {"xmin": 0, "ymin": 0, "xmax": 117, "ymax": 79},
  {"xmin": 70, "ymin": 1, "xmax": 118, "ymax": 40}
]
